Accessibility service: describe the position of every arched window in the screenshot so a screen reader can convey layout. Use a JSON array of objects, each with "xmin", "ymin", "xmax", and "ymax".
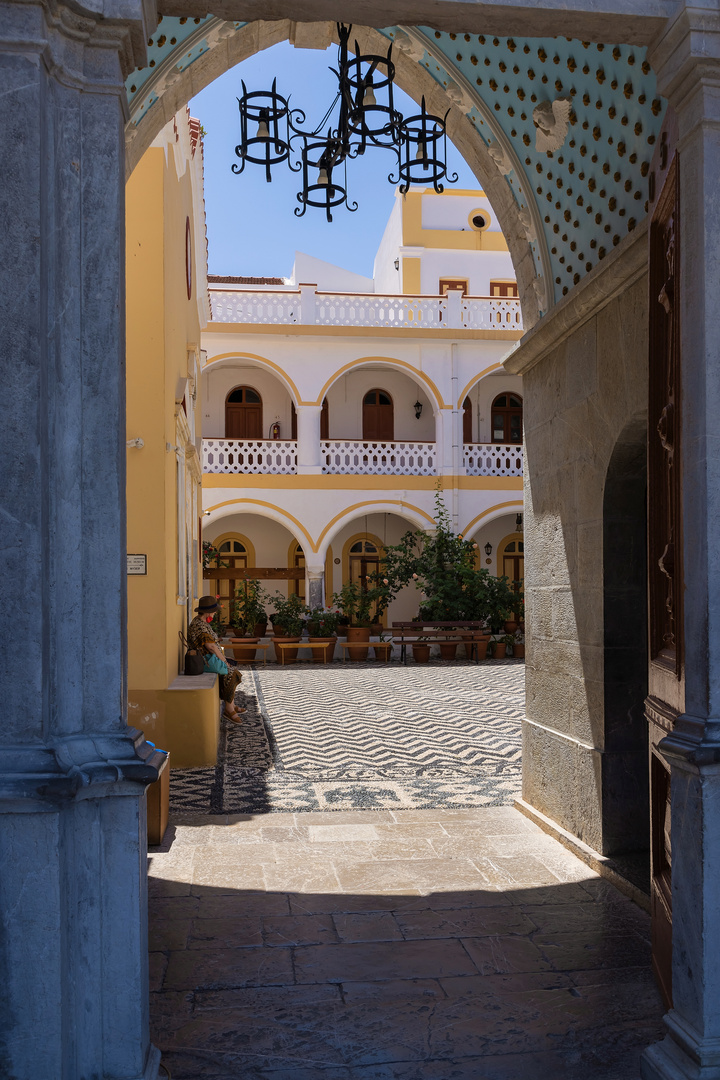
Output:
[
  {"xmin": 225, "ymin": 386, "xmax": 262, "ymax": 439},
  {"xmin": 491, "ymin": 393, "xmax": 523, "ymax": 444},
  {"xmin": 498, "ymin": 534, "xmax": 524, "ymax": 591},
  {"xmin": 463, "ymin": 396, "xmax": 473, "ymax": 443},
  {"xmin": 205, "ymin": 536, "xmax": 252, "ymax": 627},
  {"xmin": 362, "ymin": 389, "xmax": 393, "ymax": 440}
]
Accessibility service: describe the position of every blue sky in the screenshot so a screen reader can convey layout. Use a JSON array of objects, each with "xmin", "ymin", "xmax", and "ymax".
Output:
[{"xmin": 189, "ymin": 41, "xmax": 479, "ymax": 279}]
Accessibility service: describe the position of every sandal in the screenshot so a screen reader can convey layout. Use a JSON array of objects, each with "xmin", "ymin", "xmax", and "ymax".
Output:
[{"xmin": 224, "ymin": 705, "xmax": 245, "ymax": 723}]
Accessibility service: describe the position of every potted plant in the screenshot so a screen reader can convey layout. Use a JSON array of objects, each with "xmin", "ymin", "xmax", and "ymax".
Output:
[
  {"xmin": 513, "ymin": 631, "xmax": 525, "ymax": 660},
  {"xmin": 412, "ymin": 635, "xmax": 432, "ymax": 664},
  {"xmin": 228, "ymin": 579, "xmax": 269, "ymax": 661},
  {"xmin": 333, "ymin": 580, "xmax": 375, "ymax": 660},
  {"xmin": 306, "ymin": 607, "xmax": 340, "ymax": 663},
  {"xmin": 269, "ymin": 592, "xmax": 307, "ymax": 664},
  {"xmin": 373, "ymin": 629, "xmax": 393, "ymax": 662}
]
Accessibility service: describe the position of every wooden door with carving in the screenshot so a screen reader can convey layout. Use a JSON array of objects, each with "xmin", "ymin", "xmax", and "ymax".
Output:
[{"xmin": 646, "ymin": 114, "xmax": 684, "ymax": 1010}]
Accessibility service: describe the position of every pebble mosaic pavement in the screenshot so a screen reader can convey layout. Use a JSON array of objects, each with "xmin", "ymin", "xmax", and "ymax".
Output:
[{"xmin": 168, "ymin": 661, "xmax": 524, "ymax": 815}]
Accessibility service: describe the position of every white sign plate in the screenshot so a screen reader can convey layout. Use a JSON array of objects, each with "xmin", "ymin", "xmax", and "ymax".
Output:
[{"xmin": 127, "ymin": 554, "xmax": 147, "ymax": 576}]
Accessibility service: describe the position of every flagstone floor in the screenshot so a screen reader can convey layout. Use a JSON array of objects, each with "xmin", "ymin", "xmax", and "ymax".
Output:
[{"xmin": 148, "ymin": 805, "xmax": 665, "ymax": 1079}]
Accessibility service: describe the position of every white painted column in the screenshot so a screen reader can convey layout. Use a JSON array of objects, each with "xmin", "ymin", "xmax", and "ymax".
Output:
[
  {"xmin": 0, "ymin": 3, "xmax": 161, "ymax": 1078},
  {"xmin": 296, "ymin": 403, "xmax": 323, "ymax": 474},
  {"xmin": 643, "ymin": 9, "xmax": 720, "ymax": 1079}
]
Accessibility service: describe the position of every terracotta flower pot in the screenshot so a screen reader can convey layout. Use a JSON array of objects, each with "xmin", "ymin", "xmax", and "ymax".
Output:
[
  {"xmin": 370, "ymin": 623, "xmax": 384, "ymax": 637},
  {"xmin": 412, "ymin": 643, "xmax": 431, "ymax": 664},
  {"xmin": 229, "ymin": 637, "xmax": 259, "ymax": 662},
  {"xmin": 308, "ymin": 636, "xmax": 335, "ymax": 663},
  {"xmin": 474, "ymin": 638, "xmax": 489, "ymax": 660},
  {"xmin": 438, "ymin": 641, "xmax": 458, "ymax": 661},
  {"xmin": 493, "ymin": 642, "xmax": 507, "ymax": 659},
  {"xmin": 513, "ymin": 643, "xmax": 525, "ymax": 659},
  {"xmin": 504, "ymin": 620, "xmax": 519, "ymax": 635},
  {"xmin": 346, "ymin": 626, "xmax": 370, "ymax": 661},
  {"xmin": 254, "ymin": 622, "xmax": 267, "ymax": 638},
  {"xmin": 373, "ymin": 642, "xmax": 393, "ymax": 662},
  {"xmin": 273, "ymin": 635, "xmax": 301, "ymax": 664}
]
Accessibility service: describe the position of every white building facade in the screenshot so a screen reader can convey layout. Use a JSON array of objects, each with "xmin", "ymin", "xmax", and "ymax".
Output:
[{"xmin": 200, "ymin": 188, "xmax": 525, "ymax": 624}]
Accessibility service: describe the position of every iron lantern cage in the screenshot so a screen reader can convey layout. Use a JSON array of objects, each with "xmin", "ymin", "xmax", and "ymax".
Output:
[
  {"xmin": 295, "ymin": 134, "xmax": 358, "ymax": 223},
  {"xmin": 233, "ymin": 79, "xmax": 294, "ymax": 183},
  {"xmin": 343, "ymin": 38, "xmax": 403, "ymax": 152},
  {"xmin": 413, "ymin": 400, "xmax": 423, "ymax": 419},
  {"xmin": 516, "ymin": 513, "xmax": 524, "ymax": 532},
  {"xmin": 484, "ymin": 541, "xmax": 493, "ymax": 557},
  {"xmin": 394, "ymin": 97, "xmax": 457, "ymax": 194}
]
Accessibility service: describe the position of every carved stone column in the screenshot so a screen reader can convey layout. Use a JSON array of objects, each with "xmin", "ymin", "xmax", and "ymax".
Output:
[
  {"xmin": 643, "ymin": 7, "xmax": 720, "ymax": 1078},
  {"xmin": 0, "ymin": 2, "xmax": 161, "ymax": 1078},
  {"xmin": 306, "ymin": 567, "xmax": 325, "ymax": 610}
]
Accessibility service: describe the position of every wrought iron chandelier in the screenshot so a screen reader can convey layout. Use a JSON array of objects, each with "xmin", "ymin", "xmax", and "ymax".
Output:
[{"xmin": 232, "ymin": 25, "xmax": 458, "ymax": 221}]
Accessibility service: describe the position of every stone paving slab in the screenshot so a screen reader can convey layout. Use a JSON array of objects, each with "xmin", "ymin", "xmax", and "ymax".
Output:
[{"xmin": 149, "ymin": 805, "xmax": 664, "ymax": 1078}]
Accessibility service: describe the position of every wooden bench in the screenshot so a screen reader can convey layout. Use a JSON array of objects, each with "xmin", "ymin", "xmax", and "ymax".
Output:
[
  {"xmin": 274, "ymin": 639, "xmax": 335, "ymax": 665},
  {"xmin": 391, "ymin": 622, "xmax": 489, "ymax": 664},
  {"xmin": 219, "ymin": 640, "xmax": 270, "ymax": 664}
]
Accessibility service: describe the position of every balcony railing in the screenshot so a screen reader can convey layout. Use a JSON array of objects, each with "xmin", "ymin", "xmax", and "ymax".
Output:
[
  {"xmin": 203, "ymin": 439, "xmax": 297, "ymax": 474},
  {"xmin": 210, "ymin": 286, "xmax": 522, "ymax": 332},
  {"xmin": 202, "ymin": 439, "xmax": 523, "ymax": 477},
  {"xmin": 464, "ymin": 443, "xmax": 523, "ymax": 476},
  {"xmin": 322, "ymin": 440, "xmax": 436, "ymax": 476}
]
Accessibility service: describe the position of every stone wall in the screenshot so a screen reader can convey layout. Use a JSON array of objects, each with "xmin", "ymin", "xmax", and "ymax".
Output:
[{"xmin": 507, "ymin": 226, "xmax": 649, "ymax": 855}]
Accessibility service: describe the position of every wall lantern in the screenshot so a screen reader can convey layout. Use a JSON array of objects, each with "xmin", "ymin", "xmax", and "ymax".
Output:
[
  {"xmin": 516, "ymin": 513, "xmax": 523, "ymax": 531},
  {"xmin": 394, "ymin": 258, "xmax": 400, "ymax": 271},
  {"xmin": 413, "ymin": 400, "xmax": 423, "ymax": 419},
  {"xmin": 232, "ymin": 25, "xmax": 455, "ymax": 219},
  {"xmin": 484, "ymin": 541, "xmax": 493, "ymax": 557}
]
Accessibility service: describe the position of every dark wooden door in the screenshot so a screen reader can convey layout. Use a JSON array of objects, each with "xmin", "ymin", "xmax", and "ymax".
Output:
[
  {"xmin": 363, "ymin": 390, "xmax": 393, "ymax": 440},
  {"xmin": 226, "ymin": 386, "xmax": 262, "ymax": 439},
  {"xmin": 646, "ymin": 114, "xmax": 683, "ymax": 1011},
  {"xmin": 463, "ymin": 397, "xmax": 473, "ymax": 443},
  {"xmin": 491, "ymin": 393, "xmax": 523, "ymax": 443}
]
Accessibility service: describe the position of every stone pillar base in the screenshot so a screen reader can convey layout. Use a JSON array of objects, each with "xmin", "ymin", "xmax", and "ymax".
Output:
[{"xmin": 642, "ymin": 1012, "xmax": 720, "ymax": 1079}]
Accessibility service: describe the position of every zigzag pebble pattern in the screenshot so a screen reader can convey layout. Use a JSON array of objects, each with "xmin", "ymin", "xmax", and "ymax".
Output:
[{"xmin": 169, "ymin": 661, "xmax": 524, "ymax": 814}]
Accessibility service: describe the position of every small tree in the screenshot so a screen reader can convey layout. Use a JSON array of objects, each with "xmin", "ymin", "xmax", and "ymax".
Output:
[
  {"xmin": 269, "ymin": 592, "xmax": 307, "ymax": 636},
  {"xmin": 332, "ymin": 580, "xmax": 379, "ymax": 628}
]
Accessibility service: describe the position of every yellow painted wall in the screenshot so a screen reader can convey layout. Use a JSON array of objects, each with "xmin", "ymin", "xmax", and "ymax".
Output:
[{"xmin": 126, "ymin": 139, "xmax": 204, "ymax": 698}]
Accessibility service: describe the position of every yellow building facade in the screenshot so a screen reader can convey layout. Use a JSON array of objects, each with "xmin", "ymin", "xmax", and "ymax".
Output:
[{"xmin": 125, "ymin": 110, "xmax": 218, "ymax": 766}]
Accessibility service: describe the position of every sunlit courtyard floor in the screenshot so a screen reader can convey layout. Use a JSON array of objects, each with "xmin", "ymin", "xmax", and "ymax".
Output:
[
  {"xmin": 150, "ymin": 661, "xmax": 663, "ymax": 1077},
  {"xmin": 169, "ymin": 661, "xmax": 523, "ymax": 815}
]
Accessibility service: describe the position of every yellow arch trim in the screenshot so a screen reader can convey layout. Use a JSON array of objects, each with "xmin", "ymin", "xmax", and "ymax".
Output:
[
  {"xmin": 204, "ymin": 351, "xmax": 302, "ymax": 406},
  {"xmin": 461, "ymin": 499, "xmax": 524, "ymax": 537},
  {"xmin": 316, "ymin": 499, "xmax": 435, "ymax": 552},
  {"xmin": 315, "ymin": 357, "xmax": 448, "ymax": 410},
  {"xmin": 203, "ymin": 498, "xmax": 315, "ymax": 551},
  {"xmin": 457, "ymin": 363, "xmax": 505, "ymax": 409}
]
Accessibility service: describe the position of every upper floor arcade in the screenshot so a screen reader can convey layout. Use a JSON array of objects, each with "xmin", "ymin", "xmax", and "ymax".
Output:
[{"xmin": 200, "ymin": 350, "xmax": 523, "ymax": 479}]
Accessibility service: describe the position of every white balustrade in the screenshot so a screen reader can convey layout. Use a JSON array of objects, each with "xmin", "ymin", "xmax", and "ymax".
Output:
[
  {"xmin": 203, "ymin": 439, "xmax": 297, "ymax": 474},
  {"xmin": 322, "ymin": 440, "xmax": 436, "ymax": 475},
  {"xmin": 463, "ymin": 443, "xmax": 523, "ymax": 476},
  {"xmin": 210, "ymin": 287, "xmax": 522, "ymax": 332}
]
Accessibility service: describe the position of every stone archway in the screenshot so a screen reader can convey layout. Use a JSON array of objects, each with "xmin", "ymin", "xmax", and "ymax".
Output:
[{"xmin": 5, "ymin": 3, "xmax": 720, "ymax": 1079}]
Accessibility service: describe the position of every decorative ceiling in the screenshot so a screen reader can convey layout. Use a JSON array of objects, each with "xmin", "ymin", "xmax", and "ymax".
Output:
[{"xmin": 126, "ymin": 16, "xmax": 665, "ymax": 311}]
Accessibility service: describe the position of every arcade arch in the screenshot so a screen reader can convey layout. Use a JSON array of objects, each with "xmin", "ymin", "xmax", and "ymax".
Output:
[{"xmin": 203, "ymin": 359, "xmax": 297, "ymax": 441}]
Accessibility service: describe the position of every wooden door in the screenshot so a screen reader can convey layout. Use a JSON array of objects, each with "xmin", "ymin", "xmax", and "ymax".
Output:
[
  {"xmin": 363, "ymin": 390, "xmax": 393, "ymax": 441},
  {"xmin": 439, "ymin": 279, "xmax": 468, "ymax": 295},
  {"xmin": 205, "ymin": 539, "xmax": 248, "ymax": 627},
  {"xmin": 463, "ymin": 397, "xmax": 473, "ymax": 443},
  {"xmin": 491, "ymin": 393, "xmax": 523, "ymax": 444},
  {"xmin": 499, "ymin": 536, "xmax": 524, "ymax": 588},
  {"xmin": 225, "ymin": 386, "xmax": 262, "ymax": 439},
  {"xmin": 646, "ymin": 114, "xmax": 683, "ymax": 1011}
]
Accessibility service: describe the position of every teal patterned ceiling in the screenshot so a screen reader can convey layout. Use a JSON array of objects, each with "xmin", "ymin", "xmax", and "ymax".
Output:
[{"xmin": 126, "ymin": 17, "xmax": 664, "ymax": 310}]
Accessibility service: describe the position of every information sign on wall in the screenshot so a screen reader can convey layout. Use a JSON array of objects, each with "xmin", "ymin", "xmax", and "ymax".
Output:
[{"xmin": 127, "ymin": 554, "xmax": 147, "ymax": 575}]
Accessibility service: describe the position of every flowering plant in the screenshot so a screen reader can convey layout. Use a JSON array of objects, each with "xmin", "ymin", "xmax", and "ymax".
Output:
[
  {"xmin": 268, "ymin": 592, "xmax": 308, "ymax": 636},
  {"xmin": 202, "ymin": 541, "xmax": 227, "ymax": 570},
  {"xmin": 306, "ymin": 607, "xmax": 341, "ymax": 636}
]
